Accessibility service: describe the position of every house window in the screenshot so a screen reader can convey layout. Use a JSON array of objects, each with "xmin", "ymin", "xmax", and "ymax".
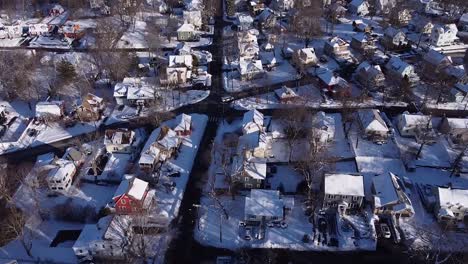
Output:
[
  {"xmin": 120, "ymin": 206, "xmax": 127, "ymax": 211},
  {"xmin": 52, "ymin": 187, "xmax": 57, "ymax": 190},
  {"xmin": 244, "ymin": 177, "xmax": 249, "ymax": 182},
  {"xmin": 58, "ymin": 187, "xmax": 63, "ymax": 190},
  {"xmin": 121, "ymin": 199, "xmax": 126, "ymax": 205}
]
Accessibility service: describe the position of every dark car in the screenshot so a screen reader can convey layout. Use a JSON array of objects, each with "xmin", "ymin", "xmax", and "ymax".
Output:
[{"xmin": 168, "ymin": 171, "xmax": 181, "ymax": 177}]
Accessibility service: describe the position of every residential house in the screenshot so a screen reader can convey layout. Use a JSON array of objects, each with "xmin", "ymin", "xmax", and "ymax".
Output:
[
  {"xmin": 47, "ymin": 158, "xmax": 77, "ymax": 193},
  {"xmin": 322, "ymin": 173, "xmax": 365, "ymax": 214},
  {"xmin": 238, "ymin": 59, "xmax": 265, "ymax": 81},
  {"xmin": 274, "ymin": 86, "xmax": 299, "ymax": 102},
  {"xmin": 430, "ymin": 24, "xmax": 458, "ymax": 47},
  {"xmin": 382, "ymin": 27, "xmax": 408, "ymax": 50},
  {"xmin": 183, "ymin": 11, "xmax": 202, "ymax": 29},
  {"xmin": 352, "ymin": 20, "xmax": 372, "ymax": 33},
  {"xmin": 435, "ymin": 187, "xmax": 468, "ymax": 226},
  {"xmin": 113, "ymin": 77, "xmax": 162, "ymax": 106},
  {"xmin": 324, "ymin": 36, "xmax": 351, "ymax": 60},
  {"xmin": 166, "ymin": 55, "xmax": 193, "ymax": 85},
  {"xmin": 327, "ymin": 2, "xmax": 347, "ymax": 19},
  {"xmin": 438, "ymin": 117, "xmax": 468, "ymax": 145},
  {"xmin": 174, "ymin": 113, "xmax": 192, "ymax": 136},
  {"xmin": 138, "ymin": 126, "xmax": 181, "ymax": 171},
  {"xmin": 61, "ymin": 23, "xmax": 85, "ymax": 43},
  {"xmin": 231, "ymin": 156, "xmax": 266, "ymax": 189},
  {"xmin": 260, "ymin": 51, "xmax": 279, "ymax": 69},
  {"xmin": 317, "ymin": 70, "xmax": 350, "ymax": 96},
  {"xmin": 76, "ymin": 93, "xmax": 104, "ymax": 122},
  {"xmin": 257, "ymin": 8, "xmax": 277, "ymax": 29},
  {"xmin": 112, "ymin": 175, "xmax": 152, "ymax": 214},
  {"xmin": 397, "ymin": 113, "xmax": 433, "ymax": 137},
  {"xmin": 292, "ymin": 47, "xmax": 318, "ymax": 70},
  {"xmin": 244, "ymin": 190, "xmax": 291, "ymax": 223},
  {"xmin": 372, "ymin": 172, "xmax": 414, "ymax": 217},
  {"xmin": 73, "ymin": 215, "xmax": 132, "ymax": 261},
  {"xmin": 104, "ymin": 129, "xmax": 137, "ymax": 154},
  {"xmin": 63, "ymin": 147, "xmax": 84, "ymax": 166},
  {"xmin": 242, "ymin": 109, "xmax": 264, "ymax": 134},
  {"xmin": 311, "ymin": 111, "xmax": 335, "ymax": 144},
  {"xmin": 349, "ymin": 0, "xmax": 370, "ymax": 16},
  {"xmin": 177, "ymin": 23, "xmax": 198, "ymax": 41},
  {"xmin": 236, "ymin": 14, "xmax": 254, "ymax": 31},
  {"xmin": 410, "ymin": 17, "xmax": 433, "ymax": 35},
  {"xmin": 237, "ymin": 31, "xmax": 259, "ymax": 60},
  {"xmin": 357, "ymin": 109, "xmax": 390, "ymax": 143},
  {"xmin": 385, "ymin": 56, "xmax": 419, "ymax": 85},
  {"xmin": 422, "ymin": 49, "xmax": 453, "ymax": 80},
  {"xmin": 350, "ymin": 33, "xmax": 377, "ymax": 54},
  {"xmin": 354, "ymin": 61, "xmax": 385, "ymax": 90},
  {"xmin": 35, "ymin": 101, "xmax": 64, "ymax": 120}
]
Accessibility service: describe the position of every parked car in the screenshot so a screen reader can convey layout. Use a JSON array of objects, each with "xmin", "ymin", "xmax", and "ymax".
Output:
[
  {"xmin": 221, "ymin": 95, "xmax": 234, "ymax": 103},
  {"xmin": 380, "ymin": 223, "xmax": 391, "ymax": 238}
]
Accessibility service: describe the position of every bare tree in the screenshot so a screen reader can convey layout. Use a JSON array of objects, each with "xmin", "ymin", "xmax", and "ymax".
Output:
[
  {"xmin": 273, "ymin": 108, "xmax": 308, "ymax": 163},
  {"xmin": 290, "ymin": 0, "xmax": 322, "ymax": 47},
  {"xmin": 414, "ymin": 116, "xmax": 434, "ymax": 160}
]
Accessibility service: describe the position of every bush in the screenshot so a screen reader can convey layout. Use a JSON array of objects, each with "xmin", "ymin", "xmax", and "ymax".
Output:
[
  {"xmin": 56, "ymin": 59, "xmax": 77, "ymax": 83},
  {"xmin": 53, "ymin": 199, "xmax": 97, "ymax": 223}
]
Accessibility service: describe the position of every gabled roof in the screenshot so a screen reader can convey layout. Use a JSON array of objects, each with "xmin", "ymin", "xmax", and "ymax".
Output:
[
  {"xmin": 372, "ymin": 172, "xmax": 401, "ymax": 207},
  {"xmin": 113, "ymin": 175, "xmax": 148, "ymax": 201},
  {"xmin": 244, "ymin": 161, "xmax": 267, "ymax": 179},
  {"xmin": 386, "ymin": 56, "xmax": 412, "ymax": 75},
  {"xmin": 423, "ymin": 49, "xmax": 452, "ymax": 66},
  {"xmin": 242, "ymin": 109, "xmax": 264, "ymax": 134},
  {"xmin": 174, "ymin": 113, "xmax": 192, "ymax": 132},
  {"xmin": 358, "ymin": 109, "xmax": 389, "ymax": 132},
  {"xmin": 324, "ymin": 173, "xmax": 364, "ymax": 197},
  {"xmin": 318, "ymin": 70, "xmax": 347, "ymax": 86},
  {"xmin": 157, "ymin": 128, "xmax": 179, "ymax": 150},
  {"xmin": 169, "ymin": 55, "xmax": 193, "ymax": 68},
  {"xmin": 47, "ymin": 159, "xmax": 75, "ymax": 182},
  {"xmin": 274, "ymin": 86, "xmax": 298, "ymax": 99},
  {"xmin": 177, "ymin": 23, "xmax": 195, "ymax": 32},
  {"xmin": 400, "ymin": 113, "xmax": 432, "ymax": 128},
  {"xmin": 239, "ymin": 59, "xmax": 263, "ymax": 74}
]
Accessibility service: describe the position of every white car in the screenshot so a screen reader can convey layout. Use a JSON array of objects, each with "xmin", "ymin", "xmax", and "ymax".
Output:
[
  {"xmin": 380, "ymin": 223, "xmax": 391, "ymax": 239},
  {"xmin": 221, "ymin": 95, "xmax": 234, "ymax": 103}
]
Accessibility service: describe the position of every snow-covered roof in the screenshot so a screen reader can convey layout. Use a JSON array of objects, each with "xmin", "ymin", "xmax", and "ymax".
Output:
[
  {"xmin": 169, "ymin": 55, "xmax": 193, "ymax": 68},
  {"xmin": 318, "ymin": 70, "xmax": 347, "ymax": 86},
  {"xmin": 104, "ymin": 129, "xmax": 134, "ymax": 145},
  {"xmin": 177, "ymin": 23, "xmax": 195, "ymax": 32},
  {"xmin": 237, "ymin": 14, "xmax": 254, "ymax": 24},
  {"xmin": 358, "ymin": 109, "xmax": 389, "ymax": 132},
  {"xmin": 385, "ymin": 56, "xmax": 412, "ymax": 76},
  {"xmin": 157, "ymin": 128, "xmax": 179, "ymax": 150},
  {"xmin": 244, "ymin": 161, "xmax": 267, "ymax": 179},
  {"xmin": 274, "ymin": 86, "xmax": 298, "ymax": 99},
  {"xmin": 356, "ymin": 61, "xmax": 383, "ymax": 78},
  {"xmin": 127, "ymin": 177, "xmax": 148, "ymax": 200},
  {"xmin": 352, "ymin": 33, "xmax": 371, "ymax": 43},
  {"xmin": 73, "ymin": 215, "xmax": 113, "ymax": 251},
  {"xmin": 245, "ymin": 189, "xmax": 283, "ymax": 218},
  {"xmin": 423, "ymin": 49, "xmax": 452, "ymax": 66},
  {"xmin": 312, "ymin": 111, "xmax": 335, "ymax": 143},
  {"xmin": 174, "ymin": 113, "xmax": 192, "ymax": 132},
  {"xmin": 138, "ymin": 128, "xmax": 162, "ymax": 165},
  {"xmin": 126, "ymin": 84, "xmax": 156, "ymax": 100},
  {"xmin": 327, "ymin": 36, "xmax": 349, "ymax": 47},
  {"xmin": 443, "ymin": 118, "xmax": 468, "ymax": 130},
  {"xmin": 372, "ymin": 172, "xmax": 401, "ymax": 208},
  {"xmin": 113, "ymin": 175, "xmax": 148, "ymax": 201},
  {"xmin": 400, "ymin": 113, "xmax": 431, "ymax": 128},
  {"xmin": 242, "ymin": 109, "xmax": 264, "ymax": 134},
  {"xmin": 384, "ymin": 27, "xmax": 404, "ymax": 38},
  {"xmin": 437, "ymin": 187, "xmax": 468, "ymax": 208},
  {"xmin": 36, "ymin": 101, "xmax": 63, "ymax": 117},
  {"xmin": 239, "ymin": 59, "xmax": 263, "ymax": 75},
  {"xmin": 47, "ymin": 159, "xmax": 75, "ymax": 182},
  {"xmin": 432, "ymin": 23, "xmax": 458, "ymax": 36},
  {"xmin": 298, "ymin": 47, "xmax": 317, "ymax": 59},
  {"xmin": 324, "ymin": 173, "xmax": 364, "ymax": 197}
]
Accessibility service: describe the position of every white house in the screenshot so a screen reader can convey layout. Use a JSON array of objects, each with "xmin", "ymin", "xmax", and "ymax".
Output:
[
  {"xmin": 28, "ymin": 24, "xmax": 49, "ymax": 36},
  {"xmin": 174, "ymin": 113, "xmax": 192, "ymax": 136},
  {"xmin": 242, "ymin": 109, "xmax": 264, "ymax": 134},
  {"xmin": 422, "ymin": 49, "xmax": 453, "ymax": 79},
  {"xmin": 47, "ymin": 158, "xmax": 77, "ymax": 194},
  {"xmin": 349, "ymin": 0, "xmax": 370, "ymax": 16},
  {"xmin": 274, "ymin": 86, "xmax": 298, "ymax": 102},
  {"xmin": 430, "ymin": 24, "xmax": 458, "ymax": 47},
  {"xmin": 238, "ymin": 59, "xmax": 265, "ymax": 81},
  {"xmin": 435, "ymin": 187, "xmax": 468, "ymax": 226},
  {"xmin": 177, "ymin": 23, "xmax": 198, "ymax": 41},
  {"xmin": 324, "ymin": 36, "xmax": 351, "ymax": 60},
  {"xmin": 382, "ymin": 27, "xmax": 407, "ymax": 50},
  {"xmin": 244, "ymin": 189, "xmax": 290, "ymax": 223},
  {"xmin": 357, "ymin": 109, "xmax": 390, "ymax": 142},
  {"xmin": 35, "ymin": 101, "xmax": 64, "ymax": 119},
  {"xmin": 292, "ymin": 47, "xmax": 318, "ymax": 69},
  {"xmin": 323, "ymin": 173, "xmax": 365, "ymax": 214},
  {"xmin": 372, "ymin": 172, "xmax": 414, "ymax": 217},
  {"xmin": 385, "ymin": 56, "xmax": 419, "ymax": 84},
  {"xmin": 397, "ymin": 113, "xmax": 433, "ymax": 137}
]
